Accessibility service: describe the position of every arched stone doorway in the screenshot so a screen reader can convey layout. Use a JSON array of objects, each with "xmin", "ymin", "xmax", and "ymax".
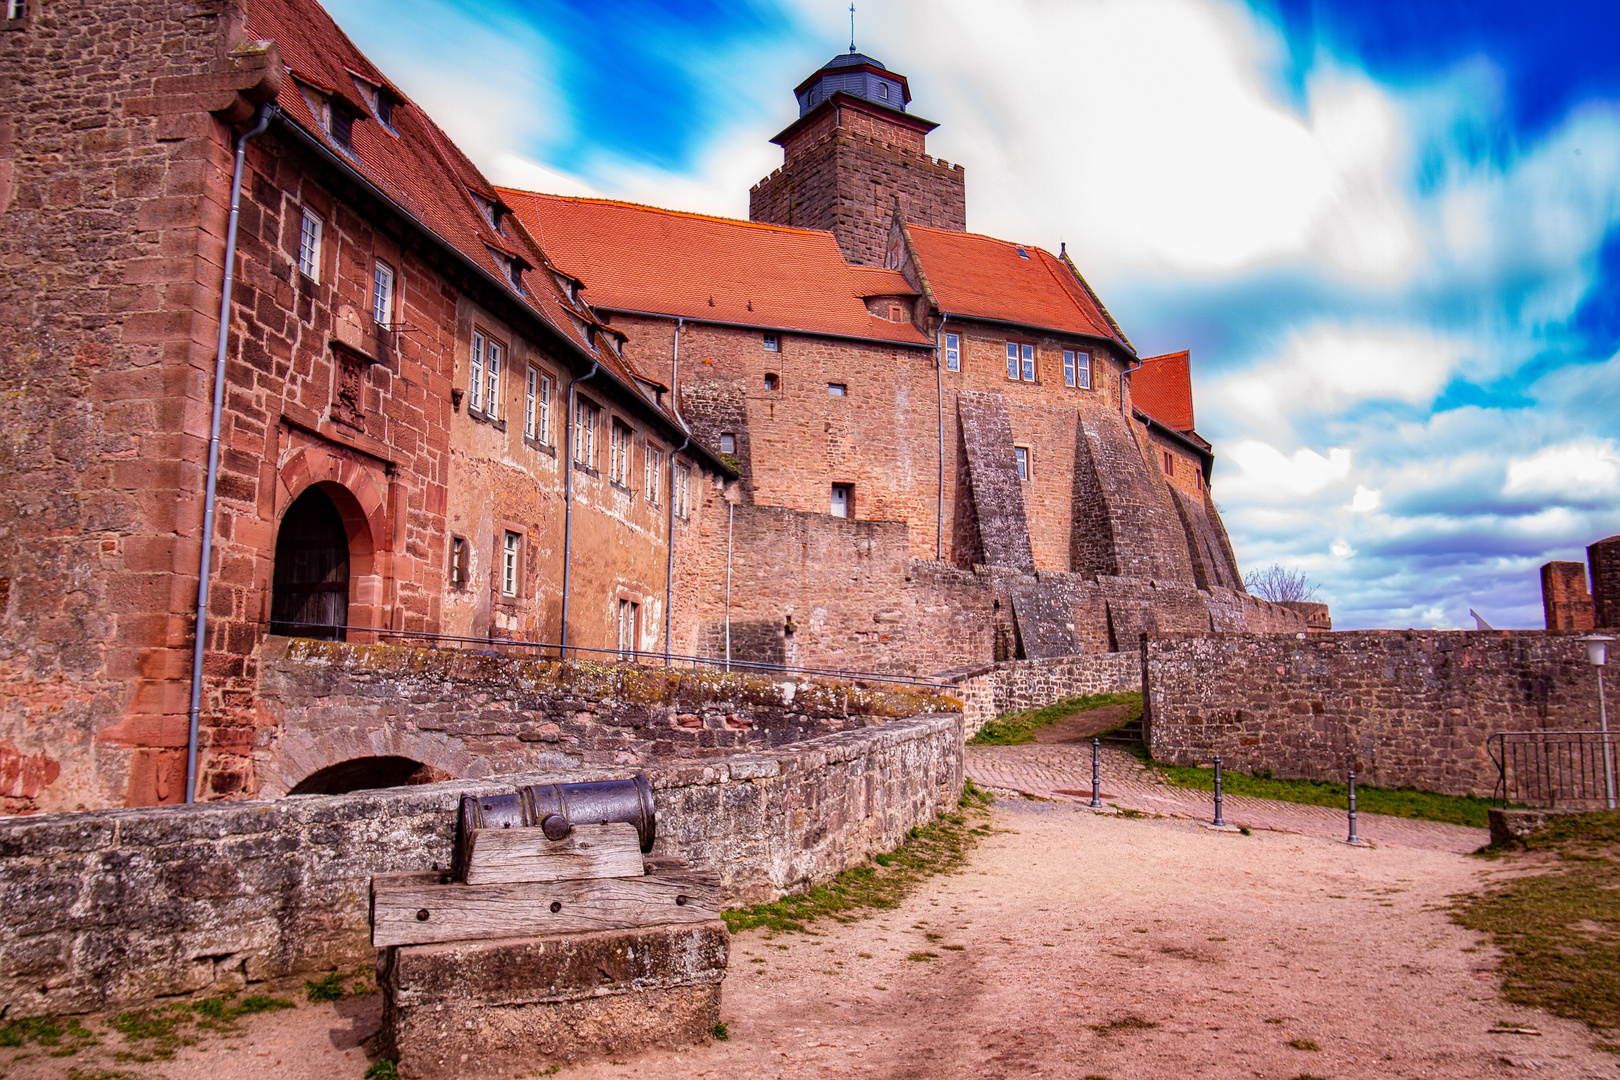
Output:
[
  {"xmin": 270, "ymin": 486, "xmax": 351, "ymax": 640},
  {"xmin": 287, "ymin": 755, "xmax": 449, "ymax": 795}
]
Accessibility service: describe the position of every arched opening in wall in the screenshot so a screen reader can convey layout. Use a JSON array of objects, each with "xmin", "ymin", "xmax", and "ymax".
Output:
[
  {"xmin": 270, "ymin": 486, "xmax": 350, "ymax": 640},
  {"xmin": 287, "ymin": 756, "xmax": 450, "ymax": 796}
]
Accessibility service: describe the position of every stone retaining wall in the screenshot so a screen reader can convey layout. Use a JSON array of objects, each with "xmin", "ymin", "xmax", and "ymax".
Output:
[
  {"xmin": 0, "ymin": 713, "xmax": 962, "ymax": 1018},
  {"xmin": 1145, "ymin": 630, "xmax": 1604, "ymax": 796},
  {"xmin": 950, "ymin": 653, "xmax": 1141, "ymax": 735},
  {"xmin": 251, "ymin": 637, "xmax": 956, "ymax": 797}
]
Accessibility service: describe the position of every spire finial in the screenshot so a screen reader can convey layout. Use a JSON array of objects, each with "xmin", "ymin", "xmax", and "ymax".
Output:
[{"xmin": 849, "ymin": 2, "xmax": 856, "ymax": 53}]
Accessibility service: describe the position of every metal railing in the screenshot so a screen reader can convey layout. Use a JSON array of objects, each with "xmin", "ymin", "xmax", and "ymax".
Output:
[
  {"xmin": 262, "ymin": 620, "xmax": 954, "ymax": 690},
  {"xmin": 1489, "ymin": 730, "xmax": 1620, "ymax": 809}
]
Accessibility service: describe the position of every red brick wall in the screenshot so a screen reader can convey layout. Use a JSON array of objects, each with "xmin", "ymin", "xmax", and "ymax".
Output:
[
  {"xmin": 1589, "ymin": 536, "xmax": 1620, "ymax": 628},
  {"xmin": 1541, "ymin": 561, "xmax": 1595, "ymax": 630}
]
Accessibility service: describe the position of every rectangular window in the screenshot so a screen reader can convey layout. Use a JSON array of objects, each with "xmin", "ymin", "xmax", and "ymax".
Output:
[
  {"xmin": 298, "ymin": 209, "xmax": 323, "ymax": 281},
  {"xmin": 674, "ymin": 463, "xmax": 691, "ymax": 518},
  {"xmin": 944, "ymin": 332, "xmax": 961, "ymax": 372},
  {"xmin": 1015, "ymin": 446, "xmax": 1030, "ymax": 481},
  {"xmin": 763, "ymin": 333, "xmax": 780, "ymax": 352},
  {"xmin": 830, "ymin": 483, "xmax": 852, "ymax": 519},
  {"xmin": 450, "ymin": 535, "xmax": 468, "ymax": 588},
  {"xmin": 827, "ymin": 383, "xmax": 848, "ymax": 396},
  {"xmin": 1005, "ymin": 341, "xmax": 1020, "ymax": 380},
  {"xmin": 484, "ymin": 340, "xmax": 502, "ymax": 418},
  {"xmin": 1163, "ymin": 451, "xmax": 1174, "ymax": 476},
  {"xmin": 372, "ymin": 262, "xmax": 394, "ymax": 325},
  {"xmin": 536, "ymin": 372, "xmax": 553, "ymax": 443},
  {"xmin": 610, "ymin": 421, "xmax": 633, "ymax": 486},
  {"xmin": 573, "ymin": 398, "xmax": 599, "ymax": 467},
  {"xmin": 1021, "ymin": 343, "xmax": 1036, "ymax": 382},
  {"xmin": 1064, "ymin": 348, "xmax": 1091, "ymax": 389},
  {"xmin": 469, "ymin": 330, "xmax": 486, "ymax": 412},
  {"xmin": 6, "ymin": 0, "xmax": 26, "ymax": 18},
  {"xmin": 501, "ymin": 530, "xmax": 520, "ymax": 596},
  {"xmin": 618, "ymin": 598, "xmax": 640, "ymax": 660},
  {"xmin": 646, "ymin": 446, "xmax": 663, "ymax": 504},
  {"xmin": 524, "ymin": 367, "xmax": 538, "ymax": 438},
  {"xmin": 719, "ymin": 432, "xmax": 736, "ymax": 455}
]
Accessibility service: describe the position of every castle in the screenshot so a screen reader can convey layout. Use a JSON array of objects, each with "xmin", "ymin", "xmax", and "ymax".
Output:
[{"xmin": 0, "ymin": 0, "xmax": 1309, "ymax": 812}]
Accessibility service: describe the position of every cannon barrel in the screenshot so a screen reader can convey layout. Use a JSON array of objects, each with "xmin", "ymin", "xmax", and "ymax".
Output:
[{"xmin": 453, "ymin": 776, "xmax": 656, "ymax": 879}]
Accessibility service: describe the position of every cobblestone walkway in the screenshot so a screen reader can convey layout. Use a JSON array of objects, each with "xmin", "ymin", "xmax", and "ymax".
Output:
[{"xmin": 966, "ymin": 742, "xmax": 1490, "ymax": 853}]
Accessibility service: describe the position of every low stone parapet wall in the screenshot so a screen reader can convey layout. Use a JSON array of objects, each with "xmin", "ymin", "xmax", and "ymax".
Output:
[
  {"xmin": 0, "ymin": 713, "xmax": 962, "ymax": 1018},
  {"xmin": 950, "ymin": 653, "xmax": 1141, "ymax": 736},
  {"xmin": 250, "ymin": 636, "xmax": 957, "ymax": 797},
  {"xmin": 1145, "ymin": 630, "xmax": 1602, "ymax": 797}
]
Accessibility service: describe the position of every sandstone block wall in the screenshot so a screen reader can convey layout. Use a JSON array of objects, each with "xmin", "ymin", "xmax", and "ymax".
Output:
[
  {"xmin": 1146, "ymin": 630, "xmax": 1607, "ymax": 797},
  {"xmin": 0, "ymin": 712, "xmax": 963, "ymax": 1018},
  {"xmin": 1589, "ymin": 536, "xmax": 1620, "ymax": 628},
  {"xmin": 949, "ymin": 653, "xmax": 1141, "ymax": 736},
  {"xmin": 252, "ymin": 636, "xmax": 956, "ymax": 797},
  {"xmin": 1541, "ymin": 560, "xmax": 1595, "ymax": 630},
  {"xmin": 751, "ymin": 127, "xmax": 965, "ymax": 267}
]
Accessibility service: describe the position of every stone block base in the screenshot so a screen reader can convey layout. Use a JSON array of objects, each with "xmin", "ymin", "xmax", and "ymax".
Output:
[
  {"xmin": 380, "ymin": 920, "xmax": 729, "ymax": 1079},
  {"xmin": 1488, "ymin": 806, "xmax": 1595, "ymax": 848}
]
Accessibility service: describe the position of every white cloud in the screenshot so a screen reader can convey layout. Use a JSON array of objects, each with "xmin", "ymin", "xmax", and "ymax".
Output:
[
  {"xmin": 1349, "ymin": 485, "xmax": 1382, "ymax": 512},
  {"xmin": 1330, "ymin": 539, "xmax": 1354, "ymax": 558},
  {"xmin": 1504, "ymin": 442, "xmax": 1620, "ymax": 496},
  {"xmin": 1218, "ymin": 441, "xmax": 1350, "ymax": 499}
]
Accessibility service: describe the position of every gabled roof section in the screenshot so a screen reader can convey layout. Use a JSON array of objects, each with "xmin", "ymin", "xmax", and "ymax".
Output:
[
  {"xmin": 1134, "ymin": 350, "xmax": 1196, "ymax": 433},
  {"xmin": 497, "ymin": 191, "xmax": 935, "ymax": 348},
  {"xmin": 243, "ymin": 0, "xmax": 668, "ymax": 406},
  {"xmin": 848, "ymin": 266, "xmax": 919, "ymax": 297},
  {"xmin": 903, "ymin": 224, "xmax": 1133, "ymax": 354}
]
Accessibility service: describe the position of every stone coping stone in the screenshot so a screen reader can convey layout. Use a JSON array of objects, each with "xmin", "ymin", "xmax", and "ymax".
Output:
[
  {"xmin": 381, "ymin": 921, "xmax": 727, "ymax": 1079},
  {"xmin": 1488, "ymin": 806, "xmax": 1604, "ymax": 848}
]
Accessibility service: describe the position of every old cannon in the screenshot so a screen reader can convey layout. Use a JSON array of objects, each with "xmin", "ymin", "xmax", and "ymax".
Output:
[{"xmin": 452, "ymin": 776, "xmax": 656, "ymax": 880}]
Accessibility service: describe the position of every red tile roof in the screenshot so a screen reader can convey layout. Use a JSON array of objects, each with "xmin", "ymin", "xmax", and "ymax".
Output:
[
  {"xmin": 903, "ymin": 224, "xmax": 1130, "ymax": 351},
  {"xmin": 848, "ymin": 266, "xmax": 919, "ymax": 297},
  {"xmin": 244, "ymin": 0, "xmax": 665, "ymax": 406},
  {"xmin": 1133, "ymin": 350, "xmax": 1196, "ymax": 432},
  {"xmin": 495, "ymin": 191, "xmax": 934, "ymax": 347}
]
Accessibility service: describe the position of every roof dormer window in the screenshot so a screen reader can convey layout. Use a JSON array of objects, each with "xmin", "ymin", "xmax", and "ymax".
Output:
[
  {"xmin": 470, "ymin": 192, "xmax": 506, "ymax": 236},
  {"xmin": 350, "ymin": 75, "xmax": 399, "ymax": 135},
  {"xmin": 878, "ymin": 81, "xmax": 890, "ymax": 100},
  {"xmin": 328, "ymin": 105, "xmax": 356, "ymax": 153}
]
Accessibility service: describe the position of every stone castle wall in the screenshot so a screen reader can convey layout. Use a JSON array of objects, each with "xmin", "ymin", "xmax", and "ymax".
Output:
[
  {"xmin": 0, "ymin": 711, "xmax": 962, "ymax": 1018},
  {"xmin": 949, "ymin": 654, "xmax": 1142, "ymax": 736},
  {"xmin": 1146, "ymin": 630, "xmax": 1606, "ymax": 797},
  {"xmin": 751, "ymin": 126, "xmax": 965, "ymax": 266},
  {"xmin": 251, "ymin": 637, "xmax": 957, "ymax": 797}
]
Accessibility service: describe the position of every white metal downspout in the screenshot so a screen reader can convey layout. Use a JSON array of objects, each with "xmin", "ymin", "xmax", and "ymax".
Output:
[
  {"xmin": 663, "ymin": 317, "xmax": 690, "ymax": 666},
  {"xmin": 560, "ymin": 359, "xmax": 602, "ymax": 660},
  {"xmin": 186, "ymin": 104, "xmax": 272, "ymax": 804},
  {"xmin": 725, "ymin": 501, "xmax": 734, "ymax": 671},
  {"xmin": 935, "ymin": 312, "xmax": 949, "ymax": 561}
]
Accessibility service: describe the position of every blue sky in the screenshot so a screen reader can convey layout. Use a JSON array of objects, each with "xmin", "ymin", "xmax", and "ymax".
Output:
[{"xmin": 323, "ymin": 0, "xmax": 1620, "ymax": 630}]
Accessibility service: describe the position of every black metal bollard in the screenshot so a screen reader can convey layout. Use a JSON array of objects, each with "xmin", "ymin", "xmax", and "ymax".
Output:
[
  {"xmin": 1347, "ymin": 769, "xmax": 1360, "ymax": 845},
  {"xmin": 1090, "ymin": 737, "xmax": 1102, "ymax": 808},
  {"xmin": 1212, "ymin": 755, "xmax": 1226, "ymax": 827}
]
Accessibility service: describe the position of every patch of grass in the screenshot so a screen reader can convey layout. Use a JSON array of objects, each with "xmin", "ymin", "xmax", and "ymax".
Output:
[
  {"xmin": 723, "ymin": 785, "xmax": 989, "ymax": 934},
  {"xmin": 364, "ymin": 1061, "xmax": 399, "ymax": 1080},
  {"xmin": 906, "ymin": 951, "xmax": 938, "ymax": 962},
  {"xmin": 1089, "ymin": 1016, "xmax": 1158, "ymax": 1035},
  {"xmin": 0, "ymin": 1016, "xmax": 98, "ymax": 1051},
  {"xmin": 1153, "ymin": 764, "xmax": 1501, "ymax": 829},
  {"xmin": 304, "ymin": 971, "xmax": 346, "ymax": 1002},
  {"xmin": 1453, "ymin": 810, "xmax": 1620, "ymax": 1030},
  {"xmin": 66, "ymin": 1070, "xmax": 143, "ymax": 1080},
  {"xmin": 1287, "ymin": 1038, "xmax": 1320, "ymax": 1050},
  {"xmin": 712, "ymin": 1022, "xmax": 730, "ymax": 1041},
  {"xmin": 109, "ymin": 1007, "xmax": 195, "ymax": 1061},
  {"xmin": 968, "ymin": 692, "xmax": 1142, "ymax": 746}
]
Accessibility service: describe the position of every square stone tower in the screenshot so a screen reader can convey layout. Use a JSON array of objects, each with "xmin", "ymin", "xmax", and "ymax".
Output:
[{"xmin": 749, "ymin": 51, "xmax": 965, "ymax": 266}]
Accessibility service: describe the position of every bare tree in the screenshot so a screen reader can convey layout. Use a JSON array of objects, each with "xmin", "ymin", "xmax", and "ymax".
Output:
[{"xmin": 1245, "ymin": 563, "xmax": 1318, "ymax": 603}]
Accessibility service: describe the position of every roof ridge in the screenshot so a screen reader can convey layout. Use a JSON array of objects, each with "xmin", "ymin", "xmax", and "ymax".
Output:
[
  {"xmin": 495, "ymin": 187, "xmax": 837, "ymax": 239},
  {"xmin": 904, "ymin": 221, "xmax": 1054, "ymax": 255}
]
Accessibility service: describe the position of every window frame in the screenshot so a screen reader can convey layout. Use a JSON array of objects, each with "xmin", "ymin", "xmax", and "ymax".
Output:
[
  {"xmin": 1014, "ymin": 445, "xmax": 1031, "ymax": 482},
  {"xmin": 1021, "ymin": 343, "xmax": 1036, "ymax": 382},
  {"xmin": 943, "ymin": 332, "xmax": 961, "ymax": 373},
  {"xmin": 469, "ymin": 330, "xmax": 486, "ymax": 413},
  {"xmin": 501, "ymin": 530, "xmax": 521, "ymax": 597},
  {"xmin": 646, "ymin": 444, "xmax": 663, "ymax": 504},
  {"xmin": 827, "ymin": 382, "xmax": 848, "ymax": 397},
  {"xmin": 719, "ymin": 432, "xmax": 736, "ymax": 455},
  {"xmin": 5, "ymin": 0, "xmax": 27, "ymax": 21},
  {"xmin": 450, "ymin": 535, "xmax": 468, "ymax": 589},
  {"xmin": 372, "ymin": 261, "xmax": 394, "ymax": 326},
  {"xmin": 1064, "ymin": 348, "xmax": 1092, "ymax": 389},
  {"xmin": 763, "ymin": 372, "xmax": 779, "ymax": 391},
  {"xmin": 609, "ymin": 419, "xmax": 634, "ymax": 488},
  {"xmin": 297, "ymin": 208, "xmax": 323, "ymax": 282},
  {"xmin": 1163, "ymin": 451, "xmax": 1174, "ymax": 477},
  {"xmin": 573, "ymin": 396, "xmax": 600, "ymax": 468},
  {"xmin": 617, "ymin": 597, "xmax": 641, "ymax": 660},
  {"xmin": 830, "ymin": 483, "xmax": 853, "ymax": 519},
  {"xmin": 483, "ymin": 338, "xmax": 502, "ymax": 418},
  {"xmin": 762, "ymin": 332, "xmax": 780, "ymax": 352},
  {"xmin": 674, "ymin": 462, "xmax": 692, "ymax": 519},
  {"xmin": 524, "ymin": 366, "xmax": 539, "ymax": 439}
]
